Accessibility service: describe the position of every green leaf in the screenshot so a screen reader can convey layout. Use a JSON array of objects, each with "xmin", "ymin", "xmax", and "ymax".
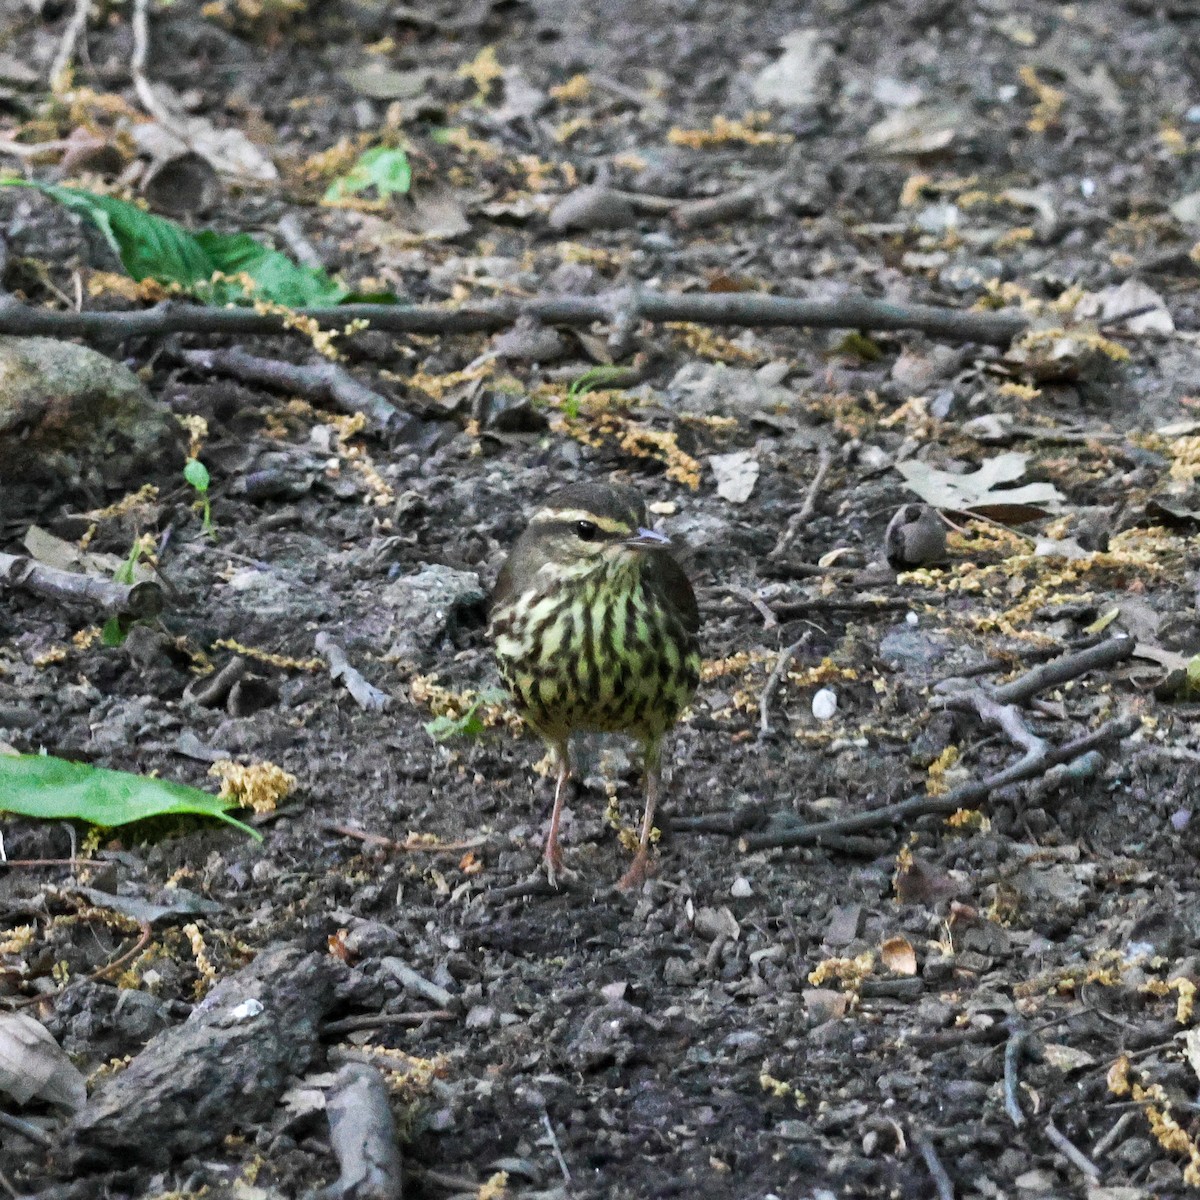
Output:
[
  {"xmin": 5, "ymin": 179, "xmax": 215, "ymax": 286},
  {"xmin": 324, "ymin": 147, "xmax": 412, "ymax": 202},
  {"xmin": 423, "ymin": 688, "xmax": 507, "ymax": 742},
  {"xmin": 194, "ymin": 230, "xmax": 347, "ymax": 307},
  {"xmin": 100, "ymin": 616, "xmax": 126, "ymax": 647},
  {"xmin": 0, "ymin": 755, "xmax": 261, "ymax": 838},
  {"xmin": 2, "ymin": 178, "xmax": 353, "ymax": 308},
  {"xmin": 183, "ymin": 458, "xmax": 211, "ymax": 493}
]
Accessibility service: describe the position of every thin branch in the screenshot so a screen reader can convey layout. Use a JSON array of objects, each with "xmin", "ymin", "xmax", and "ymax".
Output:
[
  {"xmin": 0, "ymin": 551, "xmax": 162, "ymax": 620},
  {"xmin": 759, "ymin": 635, "xmax": 810, "ymax": 739},
  {"xmin": 912, "ymin": 1131, "xmax": 955, "ymax": 1200},
  {"xmin": 739, "ymin": 714, "xmax": 1139, "ymax": 852},
  {"xmin": 0, "ymin": 1111, "xmax": 52, "ymax": 1149},
  {"xmin": 989, "ymin": 636, "xmax": 1135, "ymax": 706},
  {"xmin": 770, "ymin": 447, "xmax": 834, "ymax": 559},
  {"xmin": 321, "ymin": 823, "xmax": 490, "ymax": 855},
  {"xmin": 320, "ymin": 1011, "xmax": 456, "ymax": 1035},
  {"xmin": 49, "ymin": 0, "xmax": 92, "ymax": 90},
  {"xmin": 176, "ymin": 347, "xmax": 404, "ymax": 438},
  {"xmin": 315, "ymin": 632, "xmax": 393, "ymax": 711},
  {"xmin": 1004, "ymin": 1030, "xmax": 1036, "ymax": 1126},
  {"xmin": 1045, "ymin": 1118, "xmax": 1101, "ymax": 1179},
  {"xmin": 721, "ymin": 585, "xmax": 778, "ymax": 628},
  {"xmin": 8, "ymin": 920, "xmax": 152, "ymax": 1011},
  {"xmin": 0, "ymin": 289, "xmax": 1031, "ymax": 345}
]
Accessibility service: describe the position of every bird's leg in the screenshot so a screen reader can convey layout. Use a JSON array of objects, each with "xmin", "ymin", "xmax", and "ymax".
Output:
[
  {"xmin": 618, "ymin": 738, "xmax": 662, "ymax": 891},
  {"xmin": 544, "ymin": 740, "xmax": 573, "ymax": 886}
]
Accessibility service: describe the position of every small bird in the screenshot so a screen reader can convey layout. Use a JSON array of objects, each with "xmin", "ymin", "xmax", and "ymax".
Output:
[{"xmin": 489, "ymin": 482, "xmax": 701, "ymax": 889}]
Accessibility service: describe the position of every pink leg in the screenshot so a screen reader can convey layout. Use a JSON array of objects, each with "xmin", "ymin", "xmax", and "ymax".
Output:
[
  {"xmin": 618, "ymin": 740, "xmax": 662, "ymax": 891},
  {"xmin": 544, "ymin": 741, "xmax": 572, "ymax": 886}
]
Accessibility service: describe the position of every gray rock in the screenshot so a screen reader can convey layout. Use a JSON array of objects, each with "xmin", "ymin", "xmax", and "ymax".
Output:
[
  {"xmin": 0, "ymin": 336, "xmax": 185, "ymax": 493},
  {"xmin": 382, "ymin": 564, "xmax": 486, "ymax": 662}
]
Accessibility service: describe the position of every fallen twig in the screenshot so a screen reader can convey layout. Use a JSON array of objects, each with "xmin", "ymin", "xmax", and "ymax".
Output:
[
  {"xmin": 323, "ymin": 1063, "xmax": 403, "ymax": 1200},
  {"xmin": 1091, "ymin": 1110, "xmax": 1138, "ymax": 1159},
  {"xmin": 316, "ymin": 633, "xmax": 393, "ymax": 712},
  {"xmin": 912, "ymin": 1131, "xmax": 955, "ymax": 1200},
  {"xmin": 321, "ymin": 1011, "xmax": 456, "ymax": 1035},
  {"xmin": 0, "ymin": 289, "xmax": 1030, "ymax": 345},
  {"xmin": 49, "ymin": 0, "xmax": 91, "ymax": 89},
  {"xmin": 721, "ymin": 585, "xmax": 778, "ymax": 628},
  {"xmin": 739, "ymin": 714, "xmax": 1139, "ymax": 851},
  {"xmin": 0, "ymin": 551, "xmax": 162, "ymax": 621},
  {"xmin": 759, "ymin": 635, "xmax": 810, "ymax": 739},
  {"xmin": 989, "ymin": 636, "xmax": 1135, "ymax": 706},
  {"xmin": 1004, "ymin": 1030, "xmax": 1040, "ymax": 1127},
  {"xmin": 0, "ymin": 1110, "xmax": 52, "ymax": 1150},
  {"xmin": 177, "ymin": 347, "xmax": 404, "ymax": 438},
  {"xmin": 379, "ymin": 957, "xmax": 455, "ymax": 1010},
  {"xmin": 770, "ymin": 447, "xmax": 834, "ymax": 559},
  {"xmin": 541, "ymin": 1109, "xmax": 573, "ymax": 1185},
  {"xmin": 322, "ymin": 822, "xmax": 490, "ymax": 854},
  {"xmin": 1045, "ymin": 1117, "xmax": 1101, "ymax": 1180},
  {"xmin": 9, "ymin": 919, "xmax": 153, "ymax": 1011}
]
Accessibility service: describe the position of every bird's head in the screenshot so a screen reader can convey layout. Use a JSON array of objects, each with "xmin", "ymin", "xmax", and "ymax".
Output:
[{"xmin": 509, "ymin": 482, "xmax": 673, "ymax": 582}]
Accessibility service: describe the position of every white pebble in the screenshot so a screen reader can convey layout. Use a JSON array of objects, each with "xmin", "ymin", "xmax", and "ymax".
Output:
[
  {"xmin": 906, "ymin": 611, "xmax": 919, "ymax": 626},
  {"xmin": 812, "ymin": 688, "xmax": 838, "ymax": 721},
  {"xmin": 730, "ymin": 877, "xmax": 753, "ymax": 898}
]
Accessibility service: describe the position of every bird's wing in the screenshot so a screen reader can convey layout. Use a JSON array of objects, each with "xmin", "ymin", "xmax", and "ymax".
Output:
[{"xmin": 645, "ymin": 552, "xmax": 700, "ymax": 635}]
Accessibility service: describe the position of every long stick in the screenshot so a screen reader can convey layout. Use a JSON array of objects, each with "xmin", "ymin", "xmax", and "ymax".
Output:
[{"xmin": 0, "ymin": 290, "xmax": 1030, "ymax": 345}]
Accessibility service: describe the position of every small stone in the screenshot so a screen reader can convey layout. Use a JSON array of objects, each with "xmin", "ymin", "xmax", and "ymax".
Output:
[
  {"xmin": 730, "ymin": 877, "xmax": 753, "ymax": 898},
  {"xmin": 811, "ymin": 688, "xmax": 838, "ymax": 721},
  {"xmin": 663, "ymin": 957, "xmax": 696, "ymax": 986},
  {"xmin": 464, "ymin": 1006, "xmax": 495, "ymax": 1030}
]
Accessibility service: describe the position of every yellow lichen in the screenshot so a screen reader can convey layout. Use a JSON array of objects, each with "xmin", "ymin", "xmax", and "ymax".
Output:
[
  {"xmin": 668, "ymin": 112, "xmax": 793, "ymax": 149},
  {"xmin": 183, "ymin": 922, "xmax": 217, "ymax": 997},
  {"xmin": 668, "ymin": 323, "xmax": 764, "ymax": 365},
  {"xmin": 550, "ymin": 74, "xmax": 591, "ymax": 102},
  {"xmin": 209, "ymin": 760, "xmax": 296, "ymax": 814},
  {"xmin": 925, "ymin": 746, "xmax": 960, "ymax": 797},
  {"xmin": 211, "ymin": 639, "xmax": 322, "ymax": 672},
  {"xmin": 1019, "ymin": 65, "xmax": 1065, "ymax": 133},
  {"xmin": 808, "ymin": 951, "xmax": 874, "ymax": 991}
]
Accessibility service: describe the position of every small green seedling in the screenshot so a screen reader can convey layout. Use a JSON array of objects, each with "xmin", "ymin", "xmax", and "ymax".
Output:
[
  {"xmin": 101, "ymin": 536, "xmax": 154, "ymax": 647},
  {"xmin": 424, "ymin": 688, "xmax": 508, "ymax": 742},
  {"xmin": 564, "ymin": 366, "xmax": 628, "ymax": 419},
  {"xmin": 324, "ymin": 147, "xmax": 412, "ymax": 203},
  {"xmin": 184, "ymin": 458, "xmax": 214, "ymax": 537}
]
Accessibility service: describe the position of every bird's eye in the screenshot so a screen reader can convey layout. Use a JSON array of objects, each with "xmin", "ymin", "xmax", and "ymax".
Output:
[{"xmin": 576, "ymin": 520, "xmax": 599, "ymax": 542}]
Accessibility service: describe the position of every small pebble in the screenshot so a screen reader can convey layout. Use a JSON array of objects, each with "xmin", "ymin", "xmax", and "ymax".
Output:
[
  {"xmin": 812, "ymin": 688, "xmax": 838, "ymax": 721},
  {"xmin": 730, "ymin": 876, "xmax": 753, "ymax": 898}
]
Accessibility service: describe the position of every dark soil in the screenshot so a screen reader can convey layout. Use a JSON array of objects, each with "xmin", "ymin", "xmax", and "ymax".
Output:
[{"xmin": 5, "ymin": 1, "xmax": 1200, "ymax": 1197}]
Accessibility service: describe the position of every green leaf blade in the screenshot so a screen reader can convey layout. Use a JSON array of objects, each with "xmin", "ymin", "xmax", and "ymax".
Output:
[{"xmin": 0, "ymin": 755, "xmax": 260, "ymax": 839}]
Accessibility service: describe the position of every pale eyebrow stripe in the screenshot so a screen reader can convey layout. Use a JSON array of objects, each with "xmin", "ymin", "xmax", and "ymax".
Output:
[{"xmin": 531, "ymin": 508, "xmax": 631, "ymax": 534}]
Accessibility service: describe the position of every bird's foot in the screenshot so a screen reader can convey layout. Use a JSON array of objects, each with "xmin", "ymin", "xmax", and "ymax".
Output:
[
  {"xmin": 616, "ymin": 851, "xmax": 655, "ymax": 892},
  {"xmin": 544, "ymin": 846, "xmax": 578, "ymax": 889}
]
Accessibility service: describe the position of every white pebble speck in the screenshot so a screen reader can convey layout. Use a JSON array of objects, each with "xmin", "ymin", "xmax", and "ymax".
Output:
[
  {"xmin": 812, "ymin": 688, "xmax": 838, "ymax": 721},
  {"xmin": 730, "ymin": 877, "xmax": 753, "ymax": 898}
]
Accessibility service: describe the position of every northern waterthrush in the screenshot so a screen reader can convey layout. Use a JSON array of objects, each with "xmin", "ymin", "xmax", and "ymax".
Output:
[{"xmin": 490, "ymin": 482, "xmax": 701, "ymax": 889}]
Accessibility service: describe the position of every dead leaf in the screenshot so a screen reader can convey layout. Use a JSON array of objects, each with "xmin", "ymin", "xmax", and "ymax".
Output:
[
  {"xmin": 0, "ymin": 1012, "xmax": 87, "ymax": 1111},
  {"xmin": 1075, "ymin": 280, "xmax": 1174, "ymax": 335},
  {"xmin": 880, "ymin": 936, "xmax": 917, "ymax": 976},
  {"xmin": 864, "ymin": 106, "xmax": 962, "ymax": 155},
  {"xmin": 709, "ymin": 451, "xmax": 759, "ymax": 503},
  {"xmin": 751, "ymin": 30, "xmax": 832, "ymax": 109},
  {"xmin": 1042, "ymin": 1043, "xmax": 1098, "ymax": 1073},
  {"xmin": 693, "ymin": 906, "xmax": 740, "ymax": 941},
  {"xmin": 895, "ymin": 452, "xmax": 1064, "ymax": 513},
  {"xmin": 1185, "ymin": 1026, "xmax": 1200, "ymax": 1083}
]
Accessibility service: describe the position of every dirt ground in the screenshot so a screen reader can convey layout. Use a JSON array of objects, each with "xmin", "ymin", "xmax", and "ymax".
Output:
[{"xmin": 7, "ymin": 0, "xmax": 1200, "ymax": 1196}]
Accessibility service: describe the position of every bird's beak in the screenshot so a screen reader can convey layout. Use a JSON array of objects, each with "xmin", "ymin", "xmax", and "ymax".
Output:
[{"xmin": 624, "ymin": 527, "xmax": 672, "ymax": 549}]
